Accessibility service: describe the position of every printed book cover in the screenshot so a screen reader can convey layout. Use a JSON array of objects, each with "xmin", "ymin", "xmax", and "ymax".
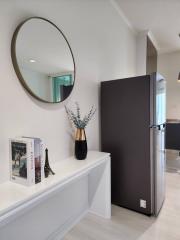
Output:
[
  {"xmin": 22, "ymin": 137, "xmax": 44, "ymax": 184},
  {"xmin": 34, "ymin": 138, "xmax": 41, "ymax": 184},
  {"xmin": 10, "ymin": 138, "xmax": 35, "ymax": 186}
]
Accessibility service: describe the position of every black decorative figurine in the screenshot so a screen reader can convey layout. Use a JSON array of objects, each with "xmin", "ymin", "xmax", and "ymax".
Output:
[{"xmin": 44, "ymin": 148, "xmax": 55, "ymax": 178}]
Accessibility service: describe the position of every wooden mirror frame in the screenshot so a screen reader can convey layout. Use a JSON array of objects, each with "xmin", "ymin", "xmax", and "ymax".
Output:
[{"xmin": 11, "ymin": 17, "xmax": 76, "ymax": 103}]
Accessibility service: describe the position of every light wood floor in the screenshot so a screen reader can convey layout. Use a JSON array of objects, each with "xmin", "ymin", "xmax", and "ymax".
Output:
[{"xmin": 64, "ymin": 172, "xmax": 180, "ymax": 240}]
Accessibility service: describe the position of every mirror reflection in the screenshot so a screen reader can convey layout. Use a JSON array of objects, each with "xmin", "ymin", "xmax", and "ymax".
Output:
[{"xmin": 12, "ymin": 17, "xmax": 75, "ymax": 103}]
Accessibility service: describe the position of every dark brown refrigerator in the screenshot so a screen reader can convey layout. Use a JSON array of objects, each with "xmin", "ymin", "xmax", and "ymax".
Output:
[{"xmin": 101, "ymin": 73, "xmax": 166, "ymax": 216}]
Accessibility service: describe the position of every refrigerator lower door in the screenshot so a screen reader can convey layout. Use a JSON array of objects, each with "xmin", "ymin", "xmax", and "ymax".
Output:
[
  {"xmin": 154, "ymin": 127, "xmax": 166, "ymax": 215},
  {"xmin": 152, "ymin": 73, "xmax": 166, "ymax": 215}
]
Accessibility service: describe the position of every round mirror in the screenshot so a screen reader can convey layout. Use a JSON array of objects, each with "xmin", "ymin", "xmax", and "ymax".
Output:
[{"xmin": 11, "ymin": 17, "xmax": 75, "ymax": 103}]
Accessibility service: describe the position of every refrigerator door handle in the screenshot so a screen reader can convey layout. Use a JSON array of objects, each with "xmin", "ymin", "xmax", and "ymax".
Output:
[
  {"xmin": 159, "ymin": 123, "xmax": 166, "ymax": 130},
  {"xmin": 149, "ymin": 124, "xmax": 160, "ymax": 130},
  {"xmin": 149, "ymin": 124, "xmax": 156, "ymax": 128},
  {"xmin": 149, "ymin": 123, "xmax": 166, "ymax": 130}
]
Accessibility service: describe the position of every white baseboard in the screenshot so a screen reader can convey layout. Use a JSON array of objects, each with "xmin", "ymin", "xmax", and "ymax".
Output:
[{"xmin": 89, "ymin": 209, "xmax": 111, "ymax": 219}]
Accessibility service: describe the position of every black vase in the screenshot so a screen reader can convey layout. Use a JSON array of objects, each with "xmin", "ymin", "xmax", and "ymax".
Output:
[{"xmin": 75, "ymin": 128, "xmax": 87, "ymax": 160}]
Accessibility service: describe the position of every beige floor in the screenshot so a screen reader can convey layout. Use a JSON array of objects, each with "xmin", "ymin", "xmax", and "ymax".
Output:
[{"xmin": 64, "ymin": 172, "xmax": 180, "ymax": 240}]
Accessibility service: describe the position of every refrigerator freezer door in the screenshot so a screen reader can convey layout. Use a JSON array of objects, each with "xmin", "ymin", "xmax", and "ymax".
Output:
[{"xmin": 154, "ymin": 74, "xmax": 166, "ymax": 215}]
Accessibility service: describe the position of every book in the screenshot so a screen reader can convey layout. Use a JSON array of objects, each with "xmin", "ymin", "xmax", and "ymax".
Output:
[
  {"xmin": 22, "ymin": 137, "xmax": 44, "ymax": 184},
  {"xmin": 34, "ymin": 138, "xmax": 42, "ymax": 184},
  {"xmin": 40, "ymin": 140, "xmax": 45, "ymax": 182},
  {"xmin": 10, "ymin": 138, "xmax": 35, "ymax": 186}
]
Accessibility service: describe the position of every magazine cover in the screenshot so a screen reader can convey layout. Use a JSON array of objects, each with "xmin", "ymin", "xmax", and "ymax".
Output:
[
  {"xmin": 11, "ymin": 141, "xmax": 27, "ymax": 179},
  {"xmin": 10, "ymin": 138, "xmax": 35, "ymax": 186}
]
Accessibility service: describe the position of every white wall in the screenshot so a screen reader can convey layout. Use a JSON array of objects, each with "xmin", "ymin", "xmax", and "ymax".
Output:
[
  {"xmin": 158, "ymin": 51, "xmax": 180, "ymax": 119},
  {"xmin": 0, "ymin": 0, "xmax": 136, "ymax": 183}
]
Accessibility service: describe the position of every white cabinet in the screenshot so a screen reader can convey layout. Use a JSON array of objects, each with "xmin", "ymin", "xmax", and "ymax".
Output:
[{"xmin": 0, "ymin": 151, "xmax": 111, "ymax": 240}]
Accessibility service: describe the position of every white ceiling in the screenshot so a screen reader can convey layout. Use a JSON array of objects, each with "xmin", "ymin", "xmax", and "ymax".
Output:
[
  {"xmin": 16, "ymin": 18, "xmax": 74, "ymax": 75},
  {"xmin": 114, "ymin": 0, "xmax": 180, "ymax": 54}
]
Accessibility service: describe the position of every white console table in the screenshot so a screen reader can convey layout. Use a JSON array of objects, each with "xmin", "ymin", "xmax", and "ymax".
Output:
[{"xmin": 0, "ymin": 151, "xmax": 111, "ymax": 240}]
